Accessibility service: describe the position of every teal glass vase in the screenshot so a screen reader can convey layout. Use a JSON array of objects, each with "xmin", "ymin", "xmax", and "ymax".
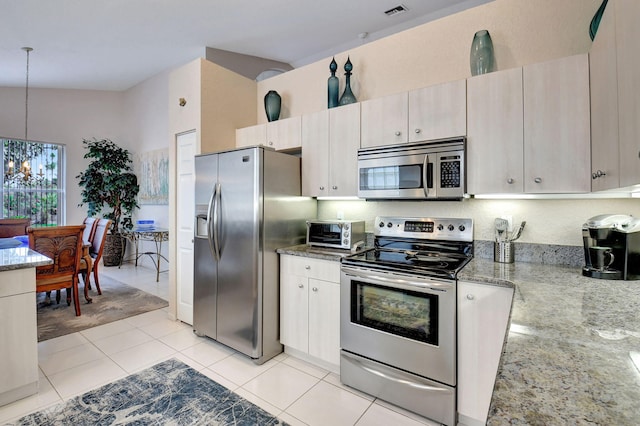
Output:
[
  {"xmin": 470, "ymin": 30, "xmax": 495, "ymax": 76},
  {"xmin": 339, "ymin": 57, "xmax": 357, "ymax": 106},
  {"xmin": 328, "ymin": 57, "xmax": 339, "ymax": 108},
  {"xmin": 264, "ymin": 90, "xmax": 281, "ymax": 122}
]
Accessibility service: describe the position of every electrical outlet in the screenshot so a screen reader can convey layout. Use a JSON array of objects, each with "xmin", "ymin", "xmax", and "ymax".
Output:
[
  {"xmin": 337, "ymin": 211, "xmax": 344, "ymax": 220},
  {"xmin": 501, "ymin": 215, "xmax": 513, "ymax": 232}
]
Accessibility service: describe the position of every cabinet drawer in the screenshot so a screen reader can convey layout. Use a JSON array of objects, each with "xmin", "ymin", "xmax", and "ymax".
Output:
[{"xmin": 281, "ymin": 255, "xmax": 341, "ymax": 282}]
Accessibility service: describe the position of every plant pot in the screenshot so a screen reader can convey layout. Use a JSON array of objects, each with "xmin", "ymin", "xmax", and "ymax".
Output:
[{"xmin": 102, "ymin": 233, "xmax": 126, "ymax": 266}]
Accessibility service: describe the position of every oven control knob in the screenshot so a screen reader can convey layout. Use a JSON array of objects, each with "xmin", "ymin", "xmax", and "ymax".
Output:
[
  {"xmin": 344, "ymin": 232, "xmax": 349, "ymax": 238},
  {"xmin": 379, "ymin": 221, "xmax": 385, "ymax": 228},
  {"xmin": 448, "ymin": 224, "xmax": 455, "ymax": 231},
  {"xmin": 437, "ymin": 224, "xmax": 444, "ymax": 231},
  {"xmin": 344, "ymin": 223, "xmax": 350, "ymax": 230},
  {"xmin": 459, "ymin": 225, "xmax": 466, "ymax": 232},
  {"xmin": 387, "ymin": 222, "xmax": 393, "ymax": 228}
]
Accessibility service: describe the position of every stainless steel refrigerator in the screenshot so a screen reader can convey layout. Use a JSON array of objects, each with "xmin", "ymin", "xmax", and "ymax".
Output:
[{"xmin": 193, "ymin": 146, "xmax": 316, "ymax": 364}]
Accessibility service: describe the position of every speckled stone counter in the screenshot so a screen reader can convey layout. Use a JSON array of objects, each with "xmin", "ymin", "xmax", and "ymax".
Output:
[
  {"xmin": 0, "ymin": 246, "xmax": 52, "ymax": 271},
  {"xmin": 459, "ymin": 258, "xmax": 640, "ymax": 425},
  {"xmin": 276, "ymin": 244, "xmax": 358, "ymax": 261}
]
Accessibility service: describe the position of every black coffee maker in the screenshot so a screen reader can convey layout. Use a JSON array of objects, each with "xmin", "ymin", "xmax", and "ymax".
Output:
[{"xmin": 582, "ymin": 214, "xmax": 640, "ymax": 280}]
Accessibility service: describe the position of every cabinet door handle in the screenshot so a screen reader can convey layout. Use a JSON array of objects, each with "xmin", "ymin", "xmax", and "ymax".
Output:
[
  {"xmin": 319, "ymin": 186, "xmax": 325, "ymax": 190},
  {"xmin": 305, "ymin": 265, "xmax": 311, "ymax": 270},
  {"xmin": 414, "ymin": 129, "xmax": 421, "ymax": 134},
  {"xmin": 312, "ymin": 287, "xmax": 318, "ymax": 292},
  {"xmin": 534, "ymin": 177, "xmax": 542, "ymax": 183},
  {"xmin": 395, "ymin": 131, "xmax": 401, "ymax": 136},
  {"xmin": 507, "ymin": 178, "xmax": 514, "ymax": 184},
  {"xmin": 466, "ymin": 294, "xmax": 475, "ymax": 300},
  {"xmin": 268, "ymin": 141, "xmax": 274, "ymax": 146},
  {"xmin": 298, "ymin": 284, "xmax": 304, "ymax": 289},
  {"xmin": 332, "ymin": 185, "xmax": 338, "ymax": 190}
]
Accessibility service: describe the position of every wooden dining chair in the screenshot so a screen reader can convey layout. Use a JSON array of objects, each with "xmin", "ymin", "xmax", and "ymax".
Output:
[
  {"xmin": 0, "ymin": 218, "xmax": 31, "ymax": 238},
  {"xmin": 28, "ymin": 225, "xmax": 86, "ymax": 316},
  {"xmin": 82, "ymin": 217, "xmax": 98, "ymax": 244},
  {"xmin": 79, "ymin": 218, "xmax": 112, "ymax": 296}
]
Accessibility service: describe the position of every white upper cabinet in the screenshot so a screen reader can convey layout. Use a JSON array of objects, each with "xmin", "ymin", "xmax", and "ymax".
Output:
[
  {"xmin": 590, "ymin": 2, "xmax": 620, "ymax": 191},
  {"xmin": 360, "ymin": 92, "xmax": 408, "ymax": 148},
  {"xmin": 467, "ymin": 67, "xmax": 524, "ymax": 194},
  {"xmin": 302, "ymin": 110, "xmax": 330, "ymax": 197},
  {"xmin": 301, "ymin": 103, "xmax": 360, "ymax": 197},
  {"xmin": 266, "ymin": 116, "xmax": 302, "ymax": 151},
  {"xmin": 615, "ymin": 0, "xmax": 640, "ymax": 187},
  {"xmin": 523, "ymin": 53, "xmax": 591, "ymax": 193},
  {"xmin": 236, "ymin": 116, "xmax": 301, "ymax": 151},
  {"xmin": 408, "ymin": 79, "xmax": 466, "ymax": 142},
  {"xmin": 236, "ymin": 123, "xmax": 266, "ymax": 148},
  {"xmin": 360, "ymin": 80, "xmax": 466, "ymax": 149}
]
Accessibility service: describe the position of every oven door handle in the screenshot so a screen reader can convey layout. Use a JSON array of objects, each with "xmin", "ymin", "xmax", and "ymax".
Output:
[
  {"xmin": 343, "ymin": 352, "xmax": 450, "ymax": 392},
  {"xmin": 341, "ymin": 267, "xmax": 454, "ymax": 293}
]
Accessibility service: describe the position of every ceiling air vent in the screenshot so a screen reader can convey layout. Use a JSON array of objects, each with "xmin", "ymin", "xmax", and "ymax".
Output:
[{"xmin": 384, "ymin": 4, "xmax": 409, "ymax": 17}]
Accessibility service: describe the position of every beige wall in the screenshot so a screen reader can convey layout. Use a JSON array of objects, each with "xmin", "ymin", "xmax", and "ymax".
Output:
[
  {"xmin": 256, "ymin": 0, "xmax": 601, "ymax": 120},
  {"xmin": 0, "ymin": 86, "xmax": 125, "ymax": 226},
  {"xmin": 200, "ymin": 59, "xmax": 257, "ymax": 153},
  {"xmin": 253, "ymin": 0, "xmax": 639, "ymax": 247},
  {"xmin": 123, "ymin": 68, "xmax": 172, "ymax": 230}
]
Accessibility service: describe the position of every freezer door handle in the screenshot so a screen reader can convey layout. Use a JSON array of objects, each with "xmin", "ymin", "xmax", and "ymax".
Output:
[
  {"xmin": 211, "ymin": 182, "xmax": 221, "ymax": 261},
  {"xmin": 206, "ymin": 183, "xmax": 219, "ymax": 260}
]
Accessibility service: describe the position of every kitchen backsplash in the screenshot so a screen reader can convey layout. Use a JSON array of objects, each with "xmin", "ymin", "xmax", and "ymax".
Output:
[{"xmin": 474, "ymin": 240, "xmax": 583, "ymax": 267}]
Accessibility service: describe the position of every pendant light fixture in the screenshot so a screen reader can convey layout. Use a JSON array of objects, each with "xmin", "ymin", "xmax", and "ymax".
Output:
[{"xmin": 4, "ymin": 47, "xmax": 43, "ymax": 183}]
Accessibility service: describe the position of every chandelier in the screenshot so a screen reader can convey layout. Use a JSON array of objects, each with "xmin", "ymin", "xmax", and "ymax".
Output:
[{"xmin": 4, "ymin": 47, "xmax": 44, "ymax": 184}]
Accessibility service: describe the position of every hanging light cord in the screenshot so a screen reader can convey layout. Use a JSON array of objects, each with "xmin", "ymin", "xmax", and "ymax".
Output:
[{"xmin": 22, "ymin": 47, "xmax": 33, "ymax": 141}]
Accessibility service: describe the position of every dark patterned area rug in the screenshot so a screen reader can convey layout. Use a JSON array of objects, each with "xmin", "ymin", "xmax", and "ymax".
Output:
[
  {"xmin": 37, "ymin": 275, "xmax": 168, "ymax": 342},
  {"xmin": 11, "ymin": 359, "xmax": 287, "ymax": 425}
]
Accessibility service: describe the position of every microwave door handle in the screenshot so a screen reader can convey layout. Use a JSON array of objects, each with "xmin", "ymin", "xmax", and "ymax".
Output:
[{"xmin": 423, "ymin": 155, "xmax": 433, "ymax": 197}]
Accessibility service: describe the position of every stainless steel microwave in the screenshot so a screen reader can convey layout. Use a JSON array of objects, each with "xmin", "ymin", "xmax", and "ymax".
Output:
[
  {"xmin": 306, "ymin": 220, "xmax": 366, "ymax": 250},
  {"xmin": 357, "ymin": 137, "xmax": 466, "ymax": 200}
]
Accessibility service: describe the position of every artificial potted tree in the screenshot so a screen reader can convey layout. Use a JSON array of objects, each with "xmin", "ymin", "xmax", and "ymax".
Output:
[{"xmin": 76, "ymin": 138, "xmax": 140, "ymax": 266}]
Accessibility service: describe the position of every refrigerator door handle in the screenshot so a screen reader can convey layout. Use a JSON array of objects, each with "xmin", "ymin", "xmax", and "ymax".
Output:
[
  {"xmin": 211, "ymin": 182, "xmax": 222, "ymax": 261},
  {"xmin": 206, "ymin": 183, "xmax": 218, "ymax": 260}
]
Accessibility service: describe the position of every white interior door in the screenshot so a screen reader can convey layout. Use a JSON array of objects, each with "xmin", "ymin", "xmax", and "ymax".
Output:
[{"xmin": 176, "ymin": 131, "xmax": 196, "ymax": 324}]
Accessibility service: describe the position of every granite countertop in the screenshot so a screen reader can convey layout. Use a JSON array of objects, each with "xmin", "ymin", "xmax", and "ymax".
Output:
[
  {"xmin": 460, "ymin": 258, "xmax": 640, "ymax": 425},
  {"xmin": 0, "ymin": 246, "xmax": 53, "ymax": 272},
  {"xmin": 276, "ymin": 244, "xmax": 358, "ymax": 261}
]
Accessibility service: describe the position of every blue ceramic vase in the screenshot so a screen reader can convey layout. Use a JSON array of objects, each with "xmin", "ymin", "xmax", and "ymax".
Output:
[
  {"xmin": 264, "ymin": 90, "xmax": 281, "ymax": 122},
  {"xmin": 470, "ymin": 30, "xmax": 495, "ymax": 76}
]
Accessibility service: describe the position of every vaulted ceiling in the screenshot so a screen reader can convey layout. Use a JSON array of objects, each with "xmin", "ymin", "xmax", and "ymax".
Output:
[{"xmin": 1, "ymin": 0, "xmax": 492, "ymax": 91}]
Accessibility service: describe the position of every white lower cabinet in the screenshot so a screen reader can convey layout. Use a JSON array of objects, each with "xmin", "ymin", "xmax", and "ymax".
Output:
[
  {"xmin": 457, "ymin": 281, "xmax": 514, "ymax": 426},
  {"xmin": 0, "ymin": 268, "xmax": 38, "ymax": 407},
  {"xmin": 280, "ymin": 254, "xmax": 341, "ymax": 369}
]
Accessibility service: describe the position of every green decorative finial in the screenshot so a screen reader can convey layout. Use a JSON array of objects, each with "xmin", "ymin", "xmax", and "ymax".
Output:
[
  {"xmin": 344, "ymin": 56, "xmax": 353, "ymax": 74},
  {"xmin": 329, "ymin": 57, "xmax": 337, "ymax": 75}
]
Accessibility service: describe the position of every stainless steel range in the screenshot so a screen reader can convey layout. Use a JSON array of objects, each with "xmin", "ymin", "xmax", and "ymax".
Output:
[{"xmin": 340, "ymin": 216, "xmax": 473, "ymax": 426}]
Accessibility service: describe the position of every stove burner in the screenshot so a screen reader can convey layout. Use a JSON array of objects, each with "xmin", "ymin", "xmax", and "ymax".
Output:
[{"xmin": 342, "ymin": 236, "xmax": 473, "ymax": 279}]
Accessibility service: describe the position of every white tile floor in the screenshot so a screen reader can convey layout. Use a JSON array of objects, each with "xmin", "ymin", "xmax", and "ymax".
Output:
[{"xmin": 1, "ymin": 262, "xmax": 438, "ymax": 426}]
